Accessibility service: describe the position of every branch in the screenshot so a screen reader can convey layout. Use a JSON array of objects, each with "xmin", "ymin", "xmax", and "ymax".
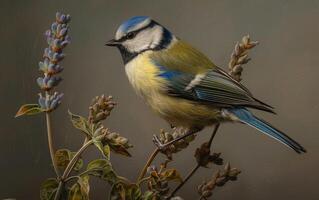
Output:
[
  {"xmin": 137, "ymin": 148, "xmax": 160, "ymax": 182},
  {"xmin": 167, "ymin": 124, "xmax": 220, "ymax": 199}
]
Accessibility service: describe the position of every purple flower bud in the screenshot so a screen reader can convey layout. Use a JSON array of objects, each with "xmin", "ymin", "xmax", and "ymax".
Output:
[
  {"xmin": 56, "ymin": 12, "xmax": 62, "ymax": 20},
  {"xmin": 37, "ymin": 77, "xmax": 44, "ymax": 88},
  {"xmin": 38, "ymin": 58, "xmax": 51, "ymax": 73},
  {"xmin": 38, "ymin": 61, "xmax": 45, "ymax": 72},
  {"xmin": 59, "ymin": 27, "xmax": 68, "ymax": 37},
  {"xmin": 53, "ymin": 52, "xmax": 64, "ymax": 62},
  {"xmin": 45, "ymin": 30, "xmax": 53, "ymax": 38},
  {"xmin": 44, "ymin": 48, "xmax": 64, "ymax": 62},
  {"xmin": 49, "ymin": 92, "xmax": 64, "ymax": 110},
  {"xmin": 47, "ymin": 76, "xmax": 62, "ymax": 88},
  {"xmin": 60, "ymin": 40, "xmax": 69, "ymax": 48},
  {"xmin": 52, "ymin": 38, "xmax": 62, "ymax": 50},
  {"xmin": 51, "ymin": 22, "xmax": 58, "ymax": 34},
  {"xmin": 38, "ymin": 93, "xmax": 46, "ymax": 109},
  {"xmin": 56, "ymin": 12, "xmax": 71, "ymax": 23},
  {"xmin": 48, "ymin": 63, "xmax": 63, "ymax": 74},
  {"xmin": 56, "ymin": 24, "xmax": 62, "ymax": 34},
  {"xmin": 65, "ymin": 15, "xmax": 71, "ymax": 23},
  {"xmin": 37, "ymin": 76, "xmax": 62, "ymax": 90},
  {"xmin": 43, "ymin": 76, "xmax": 50, "ymax": 85},
  {"xmin": 43, "ymin": 48, "xmax": 51, "ymax": 58}
]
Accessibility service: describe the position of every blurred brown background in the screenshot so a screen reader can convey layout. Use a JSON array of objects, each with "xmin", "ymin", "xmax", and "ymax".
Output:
[{"xmin": 1, "ymin": 0, "xmax": 318, "ymax": 199}]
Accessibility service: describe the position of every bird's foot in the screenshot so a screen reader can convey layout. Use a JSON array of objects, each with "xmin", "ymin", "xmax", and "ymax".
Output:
[{"xmin": 152, "ymin": 134, "xmax": 166, "ymax": 150}]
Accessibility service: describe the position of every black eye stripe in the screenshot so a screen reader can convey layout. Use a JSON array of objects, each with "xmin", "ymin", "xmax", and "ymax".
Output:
[
  {"xmin": 118, "ymin": 21, "xmax": 157, "ymax": 42},
  {"xmin": 125, "ymin": 31, "xmax": 136, "ymax": 39}
]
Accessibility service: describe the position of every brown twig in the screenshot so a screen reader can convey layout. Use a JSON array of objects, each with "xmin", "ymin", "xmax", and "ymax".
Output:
[
  {"xmin": 169, "ymin": 164, "xmax": 200, "ymax": 199},
  {"xmin": 167, "ymin": 124, "xmax": 220, "ymax": 199}
]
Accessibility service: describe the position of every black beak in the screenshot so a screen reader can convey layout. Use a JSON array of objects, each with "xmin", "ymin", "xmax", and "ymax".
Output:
[{"xmin": 105, "ymin": 39, "xmax": 120, "ymax": 47}]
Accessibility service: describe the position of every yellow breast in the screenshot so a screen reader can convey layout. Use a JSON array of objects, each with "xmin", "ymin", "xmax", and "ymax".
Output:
[
  {"xmin": 125, "ymin": 51, "xmax": 164, "ymax": 97},
  {"xmin": 125, "ymin": 51, "xmax": 221, "ymax": 128}
]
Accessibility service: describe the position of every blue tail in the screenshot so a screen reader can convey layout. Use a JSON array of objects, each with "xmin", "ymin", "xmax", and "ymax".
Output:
[{"xmin": 228, "ymin": 108, "xmax": 306, "ymax": 154}]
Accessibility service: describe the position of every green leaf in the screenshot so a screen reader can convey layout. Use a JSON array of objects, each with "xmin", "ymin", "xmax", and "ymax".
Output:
[
  {"xmin": 68, "ymin": 110, "xmax": 92, "ymax": 137},
  {"xmin": 68, "ymin": 176, "xmax": 90, "ymax": 200},
  {"xmin": 54, "ymin": 149, "xmax": 83, "ymax": 172},
  {"xmin": 142, "ymin": 191, "xmax": 155, "ymax": 200},
  {"xmin": 128, "ymin": 185, "xmax": 142, "ymax": 200},
  {"xmin": 15, "ymin": 104, "xmax": 44, "ymax": 117},
  {"xmin": 93, "ymin": 140, "xmax": 110, "ymax": 160},
  {"xmin": 110, "ymin": 183, "xmax": 126, "ymax": 200},
  {"xmin": 161, "ymin": 168, "xmax": 183, "ymax": 182},
  {"xmin": 55, "ymin": 149, "xmax": 71, "ymax": 169},
  {"xmin": 85, "ymin": 159, "xmax": 117, "ymax": 184},
  {"xmin": 70, "ymin": 152, "xmax": 84, "ymax": 171},
  {"xmin": 40, "ymin": 178, "xmax": 59, "ymax": 200},
  {"xmin": 108, "ymin": 143, "xmax": 132, "ymax": 157},
  {"xmin": 110, "ymin": 182, "xmax": 143, "ymax": 200}
]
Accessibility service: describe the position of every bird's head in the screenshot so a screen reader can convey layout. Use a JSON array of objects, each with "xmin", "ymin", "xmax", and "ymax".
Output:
[{"xmin": 106, "ymin": 16, "xmax": 174, "ymax": 64}]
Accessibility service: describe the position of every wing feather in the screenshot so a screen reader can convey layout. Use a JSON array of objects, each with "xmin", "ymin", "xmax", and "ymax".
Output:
[{"xmin": 150, "ymin": 40, "xmax": 274, "ymax": 113}]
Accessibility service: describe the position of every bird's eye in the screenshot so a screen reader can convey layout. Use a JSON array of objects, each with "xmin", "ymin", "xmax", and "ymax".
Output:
[{"xmin": 126, "ymin": 32, "xmax": 135, "ymax": 40}]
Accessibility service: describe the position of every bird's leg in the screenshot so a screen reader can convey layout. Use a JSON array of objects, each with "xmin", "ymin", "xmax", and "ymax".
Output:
[
  {"xmin": 170, "ymin": 123, "xmax": 176, "ymax": 129},
  {"xmin": 153, "ymin": 127, "xmax": 202, "ymax": 150}
]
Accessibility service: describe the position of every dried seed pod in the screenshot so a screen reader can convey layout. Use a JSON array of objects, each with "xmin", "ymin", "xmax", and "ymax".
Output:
[
  {"xmin": 228, "ymin": 35, "xmax": 258, "ymax": 82},
  {"xmin": 156, "ymin": 128, "xmax": 196, "ymax": 158},
  {"xmin": 197, "ymin": 163, "xmax": 241, "ymax": 199}
]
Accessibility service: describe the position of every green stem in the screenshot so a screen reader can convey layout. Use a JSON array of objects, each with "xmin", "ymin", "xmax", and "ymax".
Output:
[
  {"xmin": 137, "ymin": 176, "xmax": 151, "ymax": 186},
  {"xmin": 137, "ymin": 148, "xmax": 160, "ymax": 182},
  {"xmin": 63, "ymin": 139, "xmax": 93, "ymax": 178},
  {"xmin": 64, "ymin": 175, "xmax": 80, "ymax": 183},
  {"xmin": 45, "ymin": 112, "xmax": 60, "ymax": 178},
  {"xmin": 54, "ymin": 181, "xmax": 63, "ymax": 200},
  {"xmin": 53, "ymin": 138, "xmax": 93, "ymax": 200}
]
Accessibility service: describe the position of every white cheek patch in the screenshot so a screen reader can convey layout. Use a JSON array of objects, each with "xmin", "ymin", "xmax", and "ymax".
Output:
[{"xmin": 123, "ymin": 25, "xmax": 164, "ymax": 53}]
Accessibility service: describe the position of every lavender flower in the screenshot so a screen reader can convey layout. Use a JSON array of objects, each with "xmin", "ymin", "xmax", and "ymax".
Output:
[
  {"xmin": 38, "ymin": 92, "xmax": 64, "ymax": 111},
  {"xmin": 37, "ymin": 76, "xmax": 62, "ymax": 90},
  {"xmin": 37, "ymin": 12, "xmax": 71, "ymax": 111}
]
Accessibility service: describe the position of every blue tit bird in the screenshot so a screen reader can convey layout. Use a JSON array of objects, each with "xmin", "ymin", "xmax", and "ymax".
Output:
[{"xmin": 106, "ymin": 16, "xmax": 306, "ymax": 153}]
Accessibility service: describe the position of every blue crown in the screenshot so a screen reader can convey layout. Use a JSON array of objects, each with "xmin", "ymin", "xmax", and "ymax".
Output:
[{"xmin": 118, "ymin": 16, "xmax": 150, "ymax": 33}]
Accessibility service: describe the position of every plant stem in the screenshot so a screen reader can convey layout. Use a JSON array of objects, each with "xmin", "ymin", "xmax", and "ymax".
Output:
[
  {"xmin": 54, "ymin": 138, "xmax": 93, "ymax": 200},
  {"xmin": 208, "ymin": 123, "xmax": 220, "ymax": 147},
  {"xmin": 54, "ymin": 181, "xmax": 63, "ymax": 200},
  {"xmin": 45, "ymin": 112, "xmax": 60, "ymax": 178},
  {"xmin": 137, "ymin": 148, "xmax": 160, "ymax": 182},
  {"xmin": 169, "ymin": 164, "xmax": 200, "ymax": 198},
  {"xmin": 64, "ymin": 175, "xmax": 80, "ymax": 182},
  {"xmin": 63, "ymin": 139, "xmax": 93, "ymax": 179},
  {"xmin": 168, "ymin": 124, "xmax": 220, "ymax": 199}
]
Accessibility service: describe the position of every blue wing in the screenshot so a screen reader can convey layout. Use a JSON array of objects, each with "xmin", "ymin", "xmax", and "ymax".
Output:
[
  {"xmin": 150, "ymin": 39, "xmax": 273, "ymax": 112},
  {"xmin": 157, "ymin": 65, "xmax": 274, "ymax": 113}
]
